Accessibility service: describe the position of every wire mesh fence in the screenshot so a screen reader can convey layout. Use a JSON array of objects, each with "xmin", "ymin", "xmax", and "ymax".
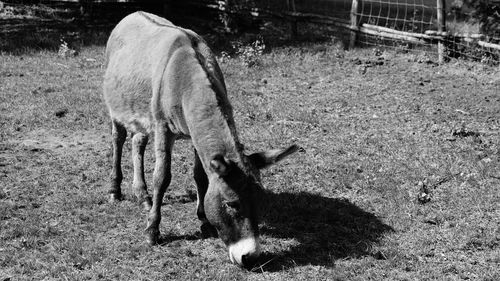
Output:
[
  {"xmin": 351, "ymin": 0, "xmax": 500, "ymax": 64},
  {"xmin": 198, "ymin": 0, "xmax": 500, "ymax": 64},
  {"xmin": 352, "ymin": 0, "xmax": 441, "ymax": 60},
  {"xmin": 357, "ymin": 0, "xmax": 437, "ymax": 33}
]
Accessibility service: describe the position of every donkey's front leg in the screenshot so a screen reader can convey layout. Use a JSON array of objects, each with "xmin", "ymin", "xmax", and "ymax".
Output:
[
  {"xmin": 145, "ymin": 125, "xmax": 175, "ymax": 245},
  {"xmin": 193, "ymin": 150, "xmax": 218, "ymax": 238}
]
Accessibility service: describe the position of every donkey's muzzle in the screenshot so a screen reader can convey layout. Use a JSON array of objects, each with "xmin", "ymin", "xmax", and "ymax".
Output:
[{"xmin": 228, "ymin": 236, "xmax": 261, "ymax": 267}]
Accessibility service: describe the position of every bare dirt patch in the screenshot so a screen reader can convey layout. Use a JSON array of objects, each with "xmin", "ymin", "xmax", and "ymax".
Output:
[{"xmin": 9, "ymin": 129, "xmax": 107, "ymax": 153}]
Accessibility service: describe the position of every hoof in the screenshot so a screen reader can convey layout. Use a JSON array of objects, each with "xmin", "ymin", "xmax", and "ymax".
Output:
[
  {"xmin": 145, "ymin": 227, "xmax": 160, "ymax": 245},
  {"xmin": 140, "ymin": 197, "xmax": 153, "ymax": 212},
  {"xmin": 108, "ymin": 192, "xmax": 122, "ymax": 203},
  {"xmin": 200, "ymin": 222, "xmax": 218, "ymax": 238}
]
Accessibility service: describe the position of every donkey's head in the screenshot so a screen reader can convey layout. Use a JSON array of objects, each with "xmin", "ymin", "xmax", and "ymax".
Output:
[{"xmin": 204, "ymin": 145, "xmax": 299, "ymax": 267}]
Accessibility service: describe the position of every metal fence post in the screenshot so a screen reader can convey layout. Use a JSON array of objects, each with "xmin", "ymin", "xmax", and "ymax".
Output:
[
  {"xmin": 437, "ymin": 0, "xmax": 446, "ymax": 63},
  {"xmin": 350, "ymin": 0, "xmax": 360, "ymax": 49}
]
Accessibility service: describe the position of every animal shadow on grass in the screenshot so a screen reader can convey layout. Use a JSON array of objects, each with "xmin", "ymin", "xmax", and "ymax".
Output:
[{"xmin": 257, "ymin": 191, "xmax": 393, "ymax": 271}]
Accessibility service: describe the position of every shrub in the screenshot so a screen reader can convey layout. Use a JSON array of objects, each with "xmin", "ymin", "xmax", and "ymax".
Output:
[{"xmin": 463, "ymin": 0, "xmax": 500, "ymax": 38}]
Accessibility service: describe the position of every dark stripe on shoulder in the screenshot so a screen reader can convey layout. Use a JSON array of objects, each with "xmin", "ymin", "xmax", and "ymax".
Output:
[{"xmin": 190, "ymin": 41, "xmax": 244, "ymax": 153}]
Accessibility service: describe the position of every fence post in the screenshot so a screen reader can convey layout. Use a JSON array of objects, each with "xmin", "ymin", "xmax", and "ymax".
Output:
[
  {"xmin": 350, "ymin": 0, "xmax": 360, "ymax": 49},
  {"xmin": 437, "ymin": 0, "xmax": 446, "ymax": 63}
]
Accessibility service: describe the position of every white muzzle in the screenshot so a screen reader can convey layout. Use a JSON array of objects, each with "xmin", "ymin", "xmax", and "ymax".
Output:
[{"xmin": 228, "ymin": 236, "xmax": 261, "ymax": 266}]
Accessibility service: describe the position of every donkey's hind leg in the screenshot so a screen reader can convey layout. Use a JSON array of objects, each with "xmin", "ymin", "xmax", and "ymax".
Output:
[
  {"xmin": 131, "ymin": 132, "xmax": 152, "ymax": 211},
  {"xmin": 194, "ymin": 149, "xmax": 218, "ymax": 238},
  {"xmin": 109, "ymin": 119, "xmax": 127, "ymax": 202}
]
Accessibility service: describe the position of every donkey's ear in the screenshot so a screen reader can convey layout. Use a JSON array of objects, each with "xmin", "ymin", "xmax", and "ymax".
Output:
[
  {"xmin": 248, "ymin": 145, "xmax": 300, "ymax": 169},
  {"xmin": 210, "ymin": 155, "xmax": 230, "ymax": 176}
]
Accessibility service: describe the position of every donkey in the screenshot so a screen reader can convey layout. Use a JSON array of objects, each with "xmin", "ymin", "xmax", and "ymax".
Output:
[{"xmin": 103, "ymin": 11, "xmax": 298, "ymax": 267}]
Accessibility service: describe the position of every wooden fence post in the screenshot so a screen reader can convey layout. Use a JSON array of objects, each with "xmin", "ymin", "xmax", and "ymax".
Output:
[
  {"xmin": 437, "ymin": 0, "xmax": 446, "ymax": 63},
  {"xmin": 350, "ymin": 0, "xmax": 360, "ymax": 49}
]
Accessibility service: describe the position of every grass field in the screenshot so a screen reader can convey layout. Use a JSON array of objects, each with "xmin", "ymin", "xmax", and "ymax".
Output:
[{"xmin": 1, "ymin": 39, "xmax": 499, "ymax": 280}]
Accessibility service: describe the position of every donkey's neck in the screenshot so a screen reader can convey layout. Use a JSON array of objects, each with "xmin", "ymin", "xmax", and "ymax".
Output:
[
  {"xmin": 182, "ymin": 84, "xmax": 245, "ymax": 174},
  {"xmin": 178, "ymin": 38, "xmax": 247, "ymax": 175}
]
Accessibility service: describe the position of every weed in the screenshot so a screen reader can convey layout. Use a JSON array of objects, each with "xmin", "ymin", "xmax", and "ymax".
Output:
[
  {"xmin": 234, "ymin": 38, "xmax": 266, "ymax": 67},
  {"xmin": 57, "ymin": 39, "xmax": 77, "ymax": 58}
]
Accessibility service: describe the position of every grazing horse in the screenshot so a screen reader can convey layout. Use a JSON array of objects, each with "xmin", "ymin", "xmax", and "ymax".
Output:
[{"xmin": 103, "ymin": 11, "xmax": 298, "ymax": 267}]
